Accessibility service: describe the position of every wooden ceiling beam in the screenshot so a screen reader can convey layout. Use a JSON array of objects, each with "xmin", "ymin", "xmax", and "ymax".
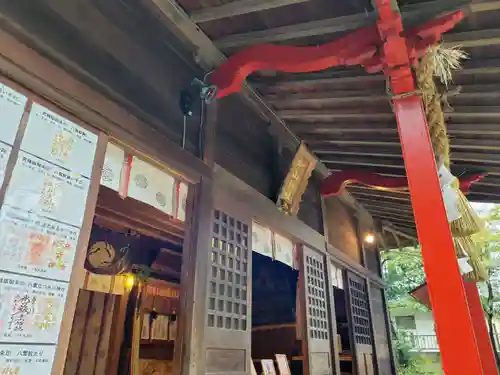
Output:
[
  {"xmin": 356, "ymin": 201, "xmax": 414, "ymax": 214},
  {"xmin": 295, "ymin": 122, "xmax": 500, "ymax": 136},
  {"xmin": 257, "ymin": 62, "xmax": 500, "ymax": 94},
  {"xmin": 267, "ymin": 91, "xmax": 388, "ymax": 106},
  {"xmin": 316, "ymin": 149, "xmax": 500, "ymax": 164},
  {"xmin": 190, "ymin": 0, "xmax": 310, "ymax": 23},
  {"xmin": 324, "ymin": 158, "xmax": 405, "ymax": 170},
  {"xmin": 269, "ymin": 90, "xmax": 500, "ymax": 108},
  {"xmin": 349, "ymin": 191, "xmax": 411, "ymax": 202},
  {"xmin": 290, "ymin": 123, "xmax": 397, "ymax": 135},
  {"xmin": 306, "ymin": 135, "xmax": 500, "ymax": 151},
  {"xmin": 215, "ymin": 0, "xmax": 471, "ymax": 48},
  {"xmin": 278, "ymin": 109, "xmax": 394, "ymax": 121},
  {"xmin": 371, "ymin": 212, "xmax": 415, "ymax": 224},
  {"xmin": 444, "ymin": 28, "xmax": 500, "ymax": 49}
]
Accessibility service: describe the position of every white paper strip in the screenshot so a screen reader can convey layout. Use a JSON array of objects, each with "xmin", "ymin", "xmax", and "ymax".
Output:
[
  {"xmin": 100, "ymin": 143, "xmax": 124, "ymax": 192},
  {"xmin": 441, "ymin": 185, "xmax": 461, "ymax": 222},
  {"xmin": 21, "ymin": 103, "xmax": 98, "ymax": 178},
  {"xmin": 251, "ymin": 222, "xmax": 273, "ymax": 258},
  {"xmin": 274, "ymin": 233, "xmax": 294, "ymax": 267},
  {"xmin": 128, "ymin": 157, "xmax": 175, "ymax": 216},
  {"xmin": 176, "ymin": 182, "xmax": 188, "ymax": 222},
  {"xmin": 438, "ymin": 165, "xmax": 454, "ymax": 187},
  {"xmin": 458, "ymin": 257, "xmax": 474, "ymax": 275},
  {"xmin": 0, "ymin": 84, "xmax": 27, "ymax": 146},
  {"xmin": 331, "ymin": 263, "xmax": 344, "ymax": 289}
]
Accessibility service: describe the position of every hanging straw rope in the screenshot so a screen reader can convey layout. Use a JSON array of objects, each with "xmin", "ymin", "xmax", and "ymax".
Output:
[{"xmin": 416, "ymin": 45, "xmax": 486, "ymax": 281}]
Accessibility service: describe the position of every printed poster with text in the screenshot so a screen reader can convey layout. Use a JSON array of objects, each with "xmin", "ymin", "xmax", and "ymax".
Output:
[
  {"xmin": 0, "ymin": 83, "xmax": 27, "ymax": 189},
  {"xmin": 0, "ymin": 273, "xmax": 67, "ymax": 344},
  {"xmin": 0, "ymin": 344, "xmax": 56, "ymax": 375}
]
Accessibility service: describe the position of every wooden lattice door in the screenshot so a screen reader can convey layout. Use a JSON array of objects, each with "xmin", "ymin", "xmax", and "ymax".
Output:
[
  {"xmin": 300, "ymin": 246, "xmax": 333, "ymax": 375},
  {"xmin": 204, "ymin": 202, "xmax": 252, "ymax": 375},
  {"xmin": 346, "ymin": 272, "xmax": 375, "ymax": 375},
  {"xmin": 370, "ymin": 284, "xmax": 395, "ymax": 375}
]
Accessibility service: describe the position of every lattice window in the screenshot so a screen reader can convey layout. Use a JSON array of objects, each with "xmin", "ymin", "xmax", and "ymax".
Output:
[
  {"xmin": 207, "ymin": 209, "xmax": 249, "ymax": 331},
  {"xmin": 306, "ymin": 255, "xmax": 329, "ymax": 340},
  {"xmin": 349, "ymin": 278, "xmax": 372, "ymax": 345}
]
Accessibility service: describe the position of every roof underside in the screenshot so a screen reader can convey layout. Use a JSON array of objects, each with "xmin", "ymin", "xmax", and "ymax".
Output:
[{"xmin": 173, "ymin": 0, "xmax": 500, "ymax": 239}]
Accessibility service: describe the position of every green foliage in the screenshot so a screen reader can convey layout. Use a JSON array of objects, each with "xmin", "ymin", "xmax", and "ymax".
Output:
[
  {"xmin": 393, "ymin": 331, "xmax": 442, "ymax": 375},
  {"xmin": 381, "ymin": 247, "xmax": 428, "ymax": 312}
]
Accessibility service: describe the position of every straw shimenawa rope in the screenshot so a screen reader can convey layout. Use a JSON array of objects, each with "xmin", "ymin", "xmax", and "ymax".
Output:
[{"xmin": 416, "ymin": 45, "xmax": 487, "ymax": 281}]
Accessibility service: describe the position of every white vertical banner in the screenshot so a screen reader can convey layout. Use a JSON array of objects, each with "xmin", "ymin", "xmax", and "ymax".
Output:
[
  {"xmin": 128, "ymin": 157, "xmax": 175, "ymax": 216},
  {"xmin": 100, "ymin": 142, "xmax": 124, "ymax": 192},
  {"xmin": 274, "ymin": 233, "xmax": 294, "ymax": 268},
  {"xmin": 251, "ymin": 222, "xmax": 273, "ymax": 258}
]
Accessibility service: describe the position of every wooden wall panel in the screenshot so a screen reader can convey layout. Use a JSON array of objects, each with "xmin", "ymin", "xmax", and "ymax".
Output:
[
  {"xmin": 64, "ymin": 291, "xmax": 92, "ymax": 375},
  {"xmin": 215, "ymin": 95, "xmax": 275, "ymax": 199},
  {"xmin": 324, "ymin": 197, "xmax": 361, "ymax": 263},
  {"xmin": 369, "ymin": 285, "xmax": 395, "ymax": 375},
  {"xmin": 64, "ymin": 290, "xmax": 122, "ymax": 375},
  {"xmin": 346, "ymin": 272, "xmax": 375, "ymax": 375},
  {"xmin": 298, "ymin": 172, "xmax": 324, "ymax": 235}
]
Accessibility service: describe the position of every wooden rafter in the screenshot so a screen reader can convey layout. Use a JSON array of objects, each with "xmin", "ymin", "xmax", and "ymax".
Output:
[
  {"xmin": 291, "ymin": 122, "xmax": 500, "ymax": 136},
  {"xmin": 190, "ymin": 0, "xmax": 310, "ymax": 23},
  {"xmin": 214, "ymin": 0, "xmax": 483, "ymax": 48}
]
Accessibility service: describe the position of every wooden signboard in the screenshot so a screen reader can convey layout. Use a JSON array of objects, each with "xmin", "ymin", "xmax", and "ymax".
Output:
[{"xmin": 276, "ymin": 143, "xmax": 317, "ymax": 216}]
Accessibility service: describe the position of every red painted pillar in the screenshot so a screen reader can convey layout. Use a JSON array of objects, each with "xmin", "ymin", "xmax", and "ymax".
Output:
[
  {"xmin": 464, "ymin": 281, "xmax": 499, "ymax": 375},
  {"xmin": 373, "ymin": 1, "xmax": 483, "ymax": 374}
]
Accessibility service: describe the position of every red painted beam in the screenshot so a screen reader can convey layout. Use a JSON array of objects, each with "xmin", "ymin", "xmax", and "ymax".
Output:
[
  {"xmin": 319, "ymin": 170, "xmax": 485, "ymax": 197},
  {"xmin": 209, "ymin": 11, "xmax": 463, "ymax": 98},
  {"xmin": 374, "ymin": 0, "xmax": 483, "ymax": 374},
  {"xmin": 464, "ymin": 282, "xmax": 500, "ymax": 375}
]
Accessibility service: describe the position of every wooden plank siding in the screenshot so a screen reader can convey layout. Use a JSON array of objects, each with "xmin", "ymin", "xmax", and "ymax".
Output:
[{"xmin": 64, "ymin": 290, "xmax": 122, "ymax": 375}]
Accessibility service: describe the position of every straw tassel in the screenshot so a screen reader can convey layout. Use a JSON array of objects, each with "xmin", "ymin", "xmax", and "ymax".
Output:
[
  {"xmin": 416, "ymin": 46, "xmax": 486, "ymax": 281},
  {"xmin": 454, "ymin": 236, "xmax": 488, "ymax": 282}
]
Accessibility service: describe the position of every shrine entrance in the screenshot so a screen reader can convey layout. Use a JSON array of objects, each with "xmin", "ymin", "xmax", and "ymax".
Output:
[{"xmin": 62, "ymin": 144, "xmax": 189, "ymax": 375}]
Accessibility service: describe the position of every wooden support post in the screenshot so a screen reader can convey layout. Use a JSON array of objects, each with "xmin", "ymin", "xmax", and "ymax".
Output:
[
  {"xmin": 464, "ymin": 282, "xmax": 500, "ymax": 375},
  {"xmin": 174, "ymin": 177, "xmax": 213, "ymax": 375},
  {"xmin": 373, "ymin": 0, "xmax": 483, "ymax": 374}
]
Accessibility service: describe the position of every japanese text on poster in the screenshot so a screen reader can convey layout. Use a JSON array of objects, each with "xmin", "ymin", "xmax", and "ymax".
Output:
[
  {"xmin": 3, "ymin": 152, "xmax": 90, "ymax": 228},
  {"xmin": 0, "ymin": 206, "xmax": 79, "ymax": 281},
  {"xmin": 0, "ymin": 273, "xmax": 67, "ymax": 344},
  {"xmin": 21, "ymin": 103, "xmax": 97, "ymax": 178},
  {"xmin": 0, "ymin": 344, "xmax": 56, "ymax": 375}
]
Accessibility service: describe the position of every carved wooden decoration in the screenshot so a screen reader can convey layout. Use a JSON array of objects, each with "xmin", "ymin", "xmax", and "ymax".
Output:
[{"xmin": 277, "ymin": 143, "xmax": 317, "ymax": 216}]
